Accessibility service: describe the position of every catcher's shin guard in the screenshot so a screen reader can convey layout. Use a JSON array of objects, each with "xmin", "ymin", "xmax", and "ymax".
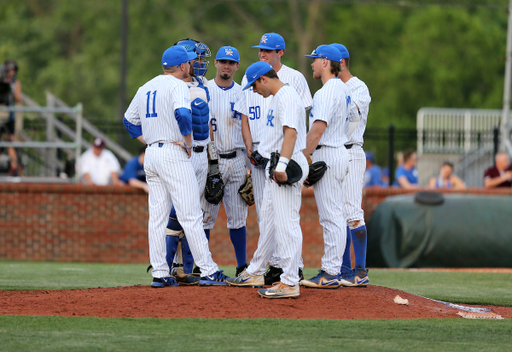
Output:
[
  {"xmin": 165, "ymin": 229, "xmax": 181, "ymax": 272},
  {"xmin": 180, "ymin": 235, "xmax": 195, "ymax": 274},
  {"xmin": 167, "ymin": 206, "xmax": 183, "ymax": 231}
]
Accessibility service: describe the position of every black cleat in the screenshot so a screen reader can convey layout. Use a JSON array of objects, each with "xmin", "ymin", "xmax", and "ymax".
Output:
[{"xmin": 264, "ymin": 265, "xmax": 283, "ymax": 285}]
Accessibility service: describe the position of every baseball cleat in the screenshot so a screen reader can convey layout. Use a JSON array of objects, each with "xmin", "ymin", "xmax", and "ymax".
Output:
[
  {"xmin": 235, "ymin": 263, "xmax": 249, "ymax": 277},
  {"xmin": 199, "ymin": 270, "xmax": 230, "ymax": 286},
  {"xmin": 258, "ymin": 282, "xmax": 299, "ymax": 299},
  {"xmin": 151, "ymin": 277, "xmax": 179, "ymax": 288},
  {"xmin": 300, "ymin": 270, "xmax": 342, "ymax": 289},
  {"xmin": 340, "ymin": 268, "xmax": 369, "ymax": 287},
  {"xmin": 264, "ymin": 265, "xmax": 283, "ymax": 285},
  {"xmin": 226, "ymin": 270, "xmax": 264, "ymax": 287},
  {"xmin": 172, "ymin": 267, "xmax": 200, "ymax": 286}
]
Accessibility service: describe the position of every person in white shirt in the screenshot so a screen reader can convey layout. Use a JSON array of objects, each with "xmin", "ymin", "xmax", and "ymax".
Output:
[{"xmin": 78, "ymin": 137, "xmax": 122, "ymax": 186}]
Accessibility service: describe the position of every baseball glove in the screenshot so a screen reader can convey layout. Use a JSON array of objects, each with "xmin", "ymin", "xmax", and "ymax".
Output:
[
  {"xmin": 238, "ymin": 173, "xmax": 255, "ymax": 206},
  {"xmin": 304, "ymin": 161, "xmax": 328, "ymax": 187},
  {"xmin": 268, "ymin": 151, "xmax": 303, "ymax": 186},
  {"xmin": 249, "ymin": 150, "xmax": 269, "ymax": 169},
  {"xmin": 204, "ymin": 162, "xmax": 225, "ymax": 205}
]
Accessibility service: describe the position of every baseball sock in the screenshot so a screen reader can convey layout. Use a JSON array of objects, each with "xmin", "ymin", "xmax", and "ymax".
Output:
[
  {"xmin": 229, "ymin": 227, "xmax": 247, "ymax": 268},
  {"xmin": 180, "ymin": 235, "xmax": 194, "ymax": 274},
  {"xmin": 351, "ymin": 225, "xmax": 367, "ymax": 272},
  {"xmin": 341, "ymin": 226, "xmax": 352, "ymax": 276},
  {"xmin": 204, "ymin": 229, "xmax": 210, "ymax": 241},
  {"xmin": 167, "ymin": 207, "xmax": 183, "ymax": 231},
  {"xmin": 165, "ymin": 233, "xmax": 180, "ymax": 272}
]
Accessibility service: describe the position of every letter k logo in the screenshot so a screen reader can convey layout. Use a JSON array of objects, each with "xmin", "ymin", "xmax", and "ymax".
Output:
[{"xmin": 267, "ymin": 109, "xmax": 274, "ymax": 127}]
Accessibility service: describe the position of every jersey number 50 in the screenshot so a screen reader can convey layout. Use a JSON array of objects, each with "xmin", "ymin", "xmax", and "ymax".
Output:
[
  {"xmin": 249, "ymin": 106, "xmax": 261, "ymax": 121},
  {"xmin": 145, "ymin": 90, "xmax": 158, "ymax": 118}
]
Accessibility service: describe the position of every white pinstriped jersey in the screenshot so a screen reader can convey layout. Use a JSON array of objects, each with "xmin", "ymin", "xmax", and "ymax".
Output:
[
  {"xmin": 235, "ymin": 64, "xmax": 312, "ymax": 144},
  {"xmin": 187, "ymin": 76, "xmax": 210, "ymax": 147},
  {"xmin": 309, "ymin": 77, "xmax": 350, "ymax": 148},
  {"xmin": 124, "ymin": 75, "xmax": 191, "ymax": 145},
  {"xmin": 258, "ymin": 85, "xmax": 306, "ymax": 159},
  {"xmin": 209, "ymin": 81, "xmax": 245, "ymax": 153},
  {"xmin": 345, "ymin": 76, "xmax": 371, "ymax": 146}
]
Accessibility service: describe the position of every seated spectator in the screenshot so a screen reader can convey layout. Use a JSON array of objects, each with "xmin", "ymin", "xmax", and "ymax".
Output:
[
  {"xmin": 428, "ymin": 161, "xmax": 466, "ymax": 190},
  {"xmin": 364, "ymin": 151, "xmax": 383, "ymax": 187},
  {"xmin": 120, "ymin": 146, "xmax": 148, "ymax": 193},
  {"xmin": 78, "ymin": 137, "xmax": 122, "ymax": 186},
  {"xmin": 484, "ymin": 152, "xmax": 512, "ymax": 188},
  {"xmin": 393, "ymin": 149, "xmax": 419, "ymax": 189}
]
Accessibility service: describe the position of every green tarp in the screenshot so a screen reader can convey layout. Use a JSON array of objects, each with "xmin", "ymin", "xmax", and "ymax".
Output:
[{"xmin": 367, "ymin": 193, "xmax": 512, "ymax": 268}]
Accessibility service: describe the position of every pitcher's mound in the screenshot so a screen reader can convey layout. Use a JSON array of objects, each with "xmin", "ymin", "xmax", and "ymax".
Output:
[{"xmin": 1, "ymin": 285, "xmax": 510, "ymax": 320}]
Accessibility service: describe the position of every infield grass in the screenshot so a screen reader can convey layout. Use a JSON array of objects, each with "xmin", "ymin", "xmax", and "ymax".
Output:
[{"xmin": 1, "ymin": 315, "xmax": 511, "ymax": 352}]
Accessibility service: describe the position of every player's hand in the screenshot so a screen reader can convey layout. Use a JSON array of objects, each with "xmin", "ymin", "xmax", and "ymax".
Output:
[
  {"xmin": 274, "ymin": 170, "xmax": 288, "ymax": 184},
  {"xmin": 173, "ymin": 142, "xmax": 192, "ymax": 158}
]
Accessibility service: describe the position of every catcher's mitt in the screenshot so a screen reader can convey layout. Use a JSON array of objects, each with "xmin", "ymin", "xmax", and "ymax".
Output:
[
  {"xmin": 249, "ymin": 150, "xmax": 269, "ymax": 169},
  {"xmin": 304, "ymin": 161, "xmax": 328, "ymax": 187},
  {"xmin": 268, "ymin": 151, "xmax": 303, "ymax": 186},
  {"xmin": 238, "ymin": 174, "xmax": 255, "ymax": 206},
  {"xmin": 204, "ymin": 162, "xmax": 225, "ymax": 205}
]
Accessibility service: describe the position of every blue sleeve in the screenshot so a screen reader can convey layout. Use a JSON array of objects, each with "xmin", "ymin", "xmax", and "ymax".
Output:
[
  {"xmin": 123, "ymin": 117, "xmax": 142, "ymax": 139},
  {"xmin": 120, "ymin": 158, "xmax": 138, "ymax": 183},
  {"xmin": 175, "ymin": 107, "xmax": 192, "ymax": 136}
]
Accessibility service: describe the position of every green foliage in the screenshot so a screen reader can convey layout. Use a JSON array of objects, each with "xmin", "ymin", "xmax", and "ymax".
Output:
[{"xmin": 0, "ymin": 0, "xmax": 508, "ymax": 134}]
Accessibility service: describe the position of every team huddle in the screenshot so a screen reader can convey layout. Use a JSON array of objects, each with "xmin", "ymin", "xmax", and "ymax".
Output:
[{"xmin": 123, "ymin": 32, "xmax": 371, "ymax": 299}]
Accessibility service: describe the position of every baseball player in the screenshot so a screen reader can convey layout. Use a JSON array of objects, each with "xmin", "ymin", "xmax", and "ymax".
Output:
[
  {"xmin": 331, "ymin": 43, "xmax": 372, "ymax": 287},
  {"xmin": 201, "ymin": 46, "xmax": 248, "ymax": 276},
  {"xmin": 234, "ymin": 32, "xmax": 312, "ymax": 284},
  {"xmin": 164, "ymin": 38, "xmax": 212, "ymax": 285},
  {"xmin": 299, "ymin": 45, "xmax": 350, "ymax": 288},
  {"xmin": 227, "ymin": 62, "xmax": 309, "ymax": 299},
  {"xmin": 123, "ymin": 45, "xmax": 229, "ymax": 287}
]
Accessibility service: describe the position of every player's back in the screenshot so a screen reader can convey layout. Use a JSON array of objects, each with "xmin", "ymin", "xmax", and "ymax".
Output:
[
  {"xmin": 346, "ymin": 76, "xmax": 371, "ymax": 146},
  {"xmin": 135, "ymin": 74, "xmax": 190, "ymax": 145}
]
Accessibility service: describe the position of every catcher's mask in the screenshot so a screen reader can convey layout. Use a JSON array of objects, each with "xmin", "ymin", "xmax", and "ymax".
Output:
[{"xmin": 174, "ymin": 38, "xmax": 211, "ymax": 77}]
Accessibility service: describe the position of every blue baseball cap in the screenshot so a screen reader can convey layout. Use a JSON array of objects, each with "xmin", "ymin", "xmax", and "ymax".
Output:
[
  {"xmin": 331, "ymin": 43, "xmax": 350, "ymax": 59},
  {"xmin": 215, "ymin": 46, "xmax": 240, "ymax": 63},
  {"xmin": 252, "ymin": 33, "xmax": 286, "ymax": 50},
  {"xmin": 242, "ymin": 61, "xmax": 273, "ymax": 90},
  {"xmin": 162, "ymin": 46, "xmax": 197, "ymax": 67},
  {"xmin": 304, "ymin": 44, "xmax": 342, "ymax": 63},
  {"xmin": 365, "ymin": 152, "xmax": 375, "ymax": 163}
]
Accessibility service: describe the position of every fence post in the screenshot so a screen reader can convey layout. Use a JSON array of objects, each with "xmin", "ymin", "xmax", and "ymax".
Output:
[
  {"xmin": 388, "ymin": 124, "xmax": 395, "ymax": 186},
  {"xmin": 493, "ymin": 127, "xmax": 500, "ymax": 164}
]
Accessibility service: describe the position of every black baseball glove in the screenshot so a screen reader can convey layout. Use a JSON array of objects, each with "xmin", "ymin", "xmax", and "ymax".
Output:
[
  {"xmin": 268, "ymin": 151, "xmax": 303, "ymax": 186},
  {"xmin": 304, "ymin": 161, "xmax": 328, "ymax": 187},
  {"xmin": 249, "ymin": 150, "xmax": 269, "ymax": 169},
  {"xmin": 204, "ymin": 162, "xmax": 225, "ymax": 205}
]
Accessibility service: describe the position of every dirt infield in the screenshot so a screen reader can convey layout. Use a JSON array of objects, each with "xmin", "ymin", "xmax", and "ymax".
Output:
[{"xmin": 1, "ymin": 284, "xmax": 510, "ymax": 320}]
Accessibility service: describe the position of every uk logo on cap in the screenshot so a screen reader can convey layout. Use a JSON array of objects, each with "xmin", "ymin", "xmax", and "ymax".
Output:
[
  {"xmin": 261, "ymin": 36, "xmax": 268, "ymax": 43},
  {"xmin": 225, "ymin": 48, "xmax": 233, "ymax": 56}
]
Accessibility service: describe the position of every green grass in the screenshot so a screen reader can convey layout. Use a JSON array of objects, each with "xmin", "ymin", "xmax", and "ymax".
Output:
[
  {"xmin": 1, "ymin": 316, "xmax": 511, "ymax": 352},
  {"xmin": 1, "ymin": 261, "xmax": 512, "ymax": 351}
]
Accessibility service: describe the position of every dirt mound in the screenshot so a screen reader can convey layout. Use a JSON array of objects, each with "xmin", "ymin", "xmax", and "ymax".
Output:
[{"xmin": 2, "ymin": 284, "xmax": 510, "ymax": 320}]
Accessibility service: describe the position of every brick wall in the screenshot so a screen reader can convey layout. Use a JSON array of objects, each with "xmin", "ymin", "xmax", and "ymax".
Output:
[{"xmin": 1, "ymin": 183, "xmax": 511, "ymax": 267}]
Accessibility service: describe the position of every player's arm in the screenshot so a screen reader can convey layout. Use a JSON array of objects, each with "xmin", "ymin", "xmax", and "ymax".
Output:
[
  {"xmin": 241, "ymin": 113, "xmax": 253, "ymax": 158},
  {"xmin": 303, "ymin": 120, "xmax": 327, "ymax": 158},
  {"xmin": 275, "ymin": 126, "xmax": 297, "ymax": 183},
  {"xmin": 174, "ymin": 107, "xmax": 193, "ymax": 158}
]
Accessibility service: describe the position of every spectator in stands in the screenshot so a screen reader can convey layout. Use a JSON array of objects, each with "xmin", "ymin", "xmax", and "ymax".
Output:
[
  {"xmin": 78, "ymin": 137, "xmax": 123, "ymax": 186},
  {"xmin": 428, "ymin": 161, "xmax": 466, "ymax": 190},
  {"xmin": 393, "ymin": 149, "xmax": 419, "ymax": 189},
  {"xmin": 120, "ymin": 145, "xmax": 148, "ymax": 193},
  {"xmin": 0, "ymin": 60, "xmax": 22, "ymax": 137},
  {"xmin": 483, "ymin": 152, "xmax": 512, "ymax": 188},
  {"xmin": 364, "ymin": 151, "xmax": 383, "ymax": 187}
]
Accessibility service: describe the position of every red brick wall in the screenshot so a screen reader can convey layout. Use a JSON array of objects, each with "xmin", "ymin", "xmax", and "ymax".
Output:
[{"xmin": 1, "ymin": 183, "xmax": 511, "ymax": 267}]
